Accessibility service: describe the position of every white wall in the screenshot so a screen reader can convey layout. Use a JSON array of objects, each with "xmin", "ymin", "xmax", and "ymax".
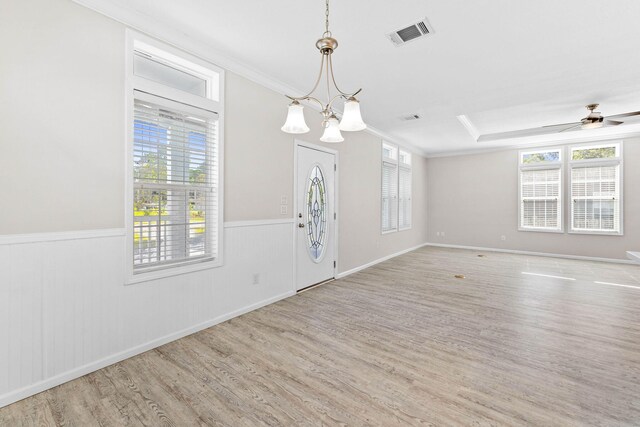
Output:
[
  {"xmin": 426, "ymin": 138, "xmax": 640, "ymax": 260},
  {"xmin": 0, "ymin": 223, "xmax": 294, "ymax": 407},
  {"xmin": 0, "ymin": 0, "xmax": 428, "ymax": 407}
]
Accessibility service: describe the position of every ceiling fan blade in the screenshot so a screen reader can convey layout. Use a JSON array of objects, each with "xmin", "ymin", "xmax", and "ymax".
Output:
[
  {"xmin": 606, "ymin": 111, "xmax": 640, "ymax": 120},
  {"xmin": 605, "ymin": 120, "xmax": 623, "ymax": 126},
  {"xmin": 542, "ymin": 122, "xmax": 579, "ymax": 128},
  {"xmin": 559, "ymin": 124, "xmax": 581, "ymax": 133},
  {"xmin": 477, "ymin": 123, "xmax": 580, "ymax": 142}
]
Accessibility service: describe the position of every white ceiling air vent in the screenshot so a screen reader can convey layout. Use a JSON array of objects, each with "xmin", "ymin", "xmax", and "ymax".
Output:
[
  {"xmin": 387, "ymin": 18, "xmax": 433, "ymax": 46},
  {"xmin": 400, "ymin": 113, "xmax": 421, "ymax": 121}
]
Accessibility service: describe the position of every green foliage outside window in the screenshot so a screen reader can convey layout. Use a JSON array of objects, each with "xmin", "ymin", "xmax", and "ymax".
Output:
[
  {"xmin": 572, "ymin": 147, "xmax": 616, "ymax": 160},
  {"xmin": 522, "ymin": 151, "xmax": 560, "ymax": 164}
]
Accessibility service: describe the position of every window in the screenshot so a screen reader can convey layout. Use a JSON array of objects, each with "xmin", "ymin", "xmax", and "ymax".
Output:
[
  {"xmin": 134, "ymin": 52, "xmax": 208, "ymax": 97},
  {"xmin": 381, "ymin": 143, "xmax": 398, "ymax": 232},
  {"xmin": 519, "ymin": 148, "xmax": 562, "ymax": 232},
  {"xmin": 127, "ymin": 34, "xmax": 223, "ymax": 283},
  {"xmin": 398, "ymin": 150, "xmax": 412, "ymax": 230},
  {"xmin": 381, "ymin": 143, "xmax": 412, "ymax": 232},
  {"xmin": 569, "ymin": 142, "xmax": 622, "ymax": 235}
]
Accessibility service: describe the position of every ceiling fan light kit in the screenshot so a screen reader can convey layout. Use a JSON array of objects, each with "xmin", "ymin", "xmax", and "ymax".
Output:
[
  {"xmin": 580, "ymin": 104, "xmax": 604, "ymax": 130},
  {"xmin": 281, "ymin": 0, "xmax": 366, "ymax": 143},
  {"xmin": 581, "ymin": 121, "xmax": 603, "ymax": 130}
]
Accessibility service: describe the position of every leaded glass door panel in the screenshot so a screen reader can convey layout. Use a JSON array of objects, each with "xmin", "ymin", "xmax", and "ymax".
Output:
[{"xmin": 296, "ymin": 144, "xmax": 336, "ymax": 290}]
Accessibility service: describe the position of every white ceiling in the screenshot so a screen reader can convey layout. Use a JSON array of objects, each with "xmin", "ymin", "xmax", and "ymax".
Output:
[{"xmin": 89, "ymin": 0, "xmax": 640, "ymax": 155}]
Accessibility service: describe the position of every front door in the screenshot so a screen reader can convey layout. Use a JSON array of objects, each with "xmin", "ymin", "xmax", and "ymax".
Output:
[{"xmin": 296, "ymin": 144, "xmax": 336, "ymax": 290}]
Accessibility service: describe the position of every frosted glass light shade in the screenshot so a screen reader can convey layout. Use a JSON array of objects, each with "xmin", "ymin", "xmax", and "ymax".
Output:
[
  {"xmin": 281, "ymin": 101, "xmax": 310, "ymax": 134},
  {"xmin": 339, "ymin": 97, "xmax": 366, "ymax": 131},
  {"xmin": 581, "ymin": 121, "xmax": 603, "ymax": 130},
  {"xmin": 320, "ymin": 115, "xmax": 344, "ymax": 143}
]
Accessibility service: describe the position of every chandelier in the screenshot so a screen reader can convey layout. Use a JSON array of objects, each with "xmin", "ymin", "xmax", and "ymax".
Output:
[{"xmin": 281, "ymin": 0, "xmax": 366, "ymax": 142}]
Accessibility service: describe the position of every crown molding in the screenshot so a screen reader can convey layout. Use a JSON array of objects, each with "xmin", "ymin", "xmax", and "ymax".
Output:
[
  {"xmin": 73, "ymin": 0, "xmax": 301, "ymax": 99},
  {"xmin": 72, "ymin": 0, "xmax": 430, "ymax": 158},
  {"xmin": 363, "ymin": 126, "xmax": 428, "ymax": 157}
]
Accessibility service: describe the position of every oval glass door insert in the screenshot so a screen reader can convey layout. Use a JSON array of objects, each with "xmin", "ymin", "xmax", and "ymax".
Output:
[{"xmin": 306, "ymin": 165, "xmax": 327, "ymax": 261}]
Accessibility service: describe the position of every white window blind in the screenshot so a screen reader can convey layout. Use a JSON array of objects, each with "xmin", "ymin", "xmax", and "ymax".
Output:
[
  {"xmin": 520, "ymin": 168, "xmax": 560, "ymax": 229},
  {"xmin": 133, "ymin": 93, "xmax": 219, "ymax": 271},
  {"xmin": 381, "ymin": 143, "xmax": 412, "ymax": 233},
  {"xmin": 398, "ymin": 151, "xmax": 412, "ymax": 229},
  {"xmin": 382, "ymin": 160, "xmax": 398, "ymax": 232},
  {"xmin": 519, "ymin": 148, "xmax": 562, "ymax": 232},
  {"xmin": 569, "ymin": 142, "xmax": 622, "ymax": 234}
]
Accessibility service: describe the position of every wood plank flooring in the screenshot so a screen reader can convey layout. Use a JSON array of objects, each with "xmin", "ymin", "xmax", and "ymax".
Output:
[{"xmin": 2, "ymin": 247, "xmax": 640, "ymax": 426}]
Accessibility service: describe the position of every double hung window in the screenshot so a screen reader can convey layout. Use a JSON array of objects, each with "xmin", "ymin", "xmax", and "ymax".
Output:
[
  {"xmin": 569, "ymin": 142, "xmax": 622, "ymax": 235},
  {"xmin": 518, "ymin": 148, "xmax": 563, "ymax": 232}
]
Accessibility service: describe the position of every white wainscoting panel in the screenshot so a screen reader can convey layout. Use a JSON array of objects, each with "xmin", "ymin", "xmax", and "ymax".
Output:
[{"xmin": 0, "ymin": 221, "xmax": 295, "ymax": 408}]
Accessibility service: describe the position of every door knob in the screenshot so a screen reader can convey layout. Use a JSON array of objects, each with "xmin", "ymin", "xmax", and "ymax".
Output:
[{"xmin": 298, "ymin": 223, "xmax": 305, "ymax": 228}]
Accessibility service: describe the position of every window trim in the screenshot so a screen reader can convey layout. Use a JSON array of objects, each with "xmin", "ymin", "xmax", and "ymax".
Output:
[
  {"xmin": 568, "ymin": 140, "xmax": 623, "ymax": 236},
  {"xmin": 517, "ymin": 147, "xmax": 564, "ymax": 233},
  {"xmin": 124, "ymin": 30, "xmax": 225, "ymax": 285}
]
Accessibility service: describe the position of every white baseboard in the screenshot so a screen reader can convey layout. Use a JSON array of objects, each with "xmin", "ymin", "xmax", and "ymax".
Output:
[
  {"xmin": 336, "ymin": 243, "xmax": 429, "ymax": 279},
  {"xmin": 425, "ymin": 243, "xmax": 636, "ymax": 265},
  {"xmin": 0, "ymin": 290, "xmax": 295, "ymax": 409}
]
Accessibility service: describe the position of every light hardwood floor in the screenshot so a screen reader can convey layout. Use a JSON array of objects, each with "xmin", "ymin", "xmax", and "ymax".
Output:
[{"xmin": 2, "ymin": 247, "xmax": 640, "ymax": 426}]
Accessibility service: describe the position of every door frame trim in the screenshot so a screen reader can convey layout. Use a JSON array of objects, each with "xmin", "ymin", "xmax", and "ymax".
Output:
[{"xmin": 293, "ymin": 140, "xmax": 340, "ymax": 291}]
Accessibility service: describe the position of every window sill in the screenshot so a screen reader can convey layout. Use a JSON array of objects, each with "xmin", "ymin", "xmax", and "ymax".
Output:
[
  {"xmin": 399, "ymin": 226, "xmax": 412, "ymax": 232},
  {"xmin": 125, "ymin": 257, "xmax": 223, "ymax": 285},
  {"xmin": 381, "ymin": 228, "xmax": 397, "ymax": 235},
  {"xmin": 518, "ymin": 227, "xmax": 564, "ymax": 234},
  {"xmin": 568, "ymin": 230, "xmax": 624, "ymax": 237}
]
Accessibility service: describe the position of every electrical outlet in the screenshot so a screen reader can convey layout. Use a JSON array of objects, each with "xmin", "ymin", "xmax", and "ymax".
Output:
[
  {"xmin": 436, "ymin": 231, "xmax": 441, "ymax": 237},
  {"xmin": 280, "ymin": 205, "xmax": 287, "ymax": 215},
  {"xmin": 501, "ymin": 235, "xmax": 506, "ymax": 241},
  {"xmin": 280, "ymin": 196, "xmax": 287, "ymax": 205},
  {"xmin": 252, "ymin": 273, "xmax": 260, "ymax": 285}
]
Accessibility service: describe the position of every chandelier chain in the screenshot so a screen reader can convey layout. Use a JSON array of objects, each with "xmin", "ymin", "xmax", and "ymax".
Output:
[
  {"xmin": 284, "ymin": 0, "xmax": 361, "ymax": 113},
  {"xmin": 324, "ymin": 0, "xmax": 331, "ymax": 37}
]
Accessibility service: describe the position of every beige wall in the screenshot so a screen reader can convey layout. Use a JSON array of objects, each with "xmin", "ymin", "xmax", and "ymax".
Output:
[
  {"xmin": 426, "ymin": 138, "xmax": 640, "ymax": 260},
  {"xmin": 0, "ymin": 0, "xmax": 125, "ymax": 232},
  {"xmin": 0, "ymin": 0, "xmax": 428, "ymax": 273},
  {"xmin": 224, "ymin": 73, "xmax": 294, "ymax": 221}
]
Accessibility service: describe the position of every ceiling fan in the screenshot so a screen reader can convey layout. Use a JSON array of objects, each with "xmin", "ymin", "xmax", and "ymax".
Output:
[
  {"xmin": 548, "ymin": 104, "xmax": 640, "ymax": 132},
  {"xmin": 476, "ymin": 103, "xmax": 640, "ymax": 143}
]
